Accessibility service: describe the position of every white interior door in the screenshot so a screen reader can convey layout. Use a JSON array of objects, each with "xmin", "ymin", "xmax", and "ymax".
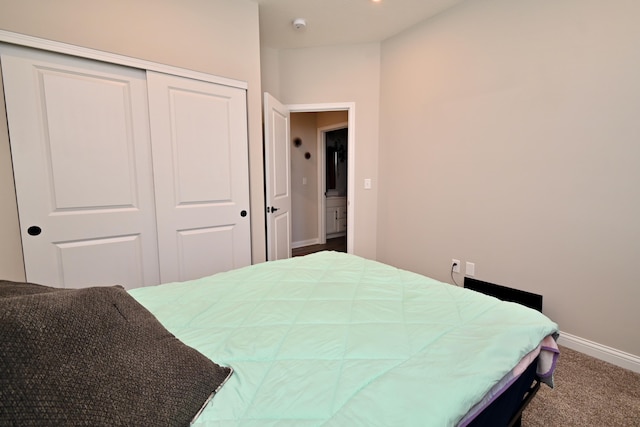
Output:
[
  {"xmin": 147, "ymin": 71, "xmax": 251, "ymax": 282},
  {"xmin": 264, "ymin": 93, "xmax": 292, "ymax": 261},
  {"xmin": 1, "ymin": 45, "xmax": 160, "ymax": 289}
]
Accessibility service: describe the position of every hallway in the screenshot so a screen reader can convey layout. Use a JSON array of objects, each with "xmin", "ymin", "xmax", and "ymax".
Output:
[{"xmin": 291, "ymin": 236, "xmax": 347, "ymax": 257}]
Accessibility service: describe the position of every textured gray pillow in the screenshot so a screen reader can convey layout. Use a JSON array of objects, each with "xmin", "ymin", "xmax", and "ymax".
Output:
[{"xmin": 0, "ymin": 281, "xmax": 232, "ymax": 426}]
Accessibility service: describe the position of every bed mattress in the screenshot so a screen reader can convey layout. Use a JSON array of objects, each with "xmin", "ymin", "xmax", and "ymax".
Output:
[{"xmin": 130, "ymin": 251, "xmax": 558, "ymax": 426}]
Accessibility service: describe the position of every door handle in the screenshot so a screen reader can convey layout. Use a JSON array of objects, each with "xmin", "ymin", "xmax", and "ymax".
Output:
[
  {"xmin": 270, "ymin": 206, "xmax": 280, "ymax": 213},
  {"xmin": 27, "ymin": 226, "xmax": 42, "ymax": 236}
]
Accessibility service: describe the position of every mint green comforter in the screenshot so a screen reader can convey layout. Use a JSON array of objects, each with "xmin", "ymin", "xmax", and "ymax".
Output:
[{"xmin": 130, "ymin": 252, "xmax": 557, "ymax": 426}]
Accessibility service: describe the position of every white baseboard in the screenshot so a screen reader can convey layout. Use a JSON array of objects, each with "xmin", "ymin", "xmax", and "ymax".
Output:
[
  {"xmin": 558, "ymin": 331, "xmax": 640, "ymax": 373},
  {"xmin": 291, "ymin": 238, "xmax": 320, "ymax": 249}
]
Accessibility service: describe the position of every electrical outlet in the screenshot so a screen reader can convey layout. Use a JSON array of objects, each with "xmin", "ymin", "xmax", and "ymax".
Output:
[
  {"xmin": 466, "ymin": 262, "xmax": 475, "ymax": 277},
  {"xmin": 451, "ymin": 259, "xmax": 460, "ymax": 273}
]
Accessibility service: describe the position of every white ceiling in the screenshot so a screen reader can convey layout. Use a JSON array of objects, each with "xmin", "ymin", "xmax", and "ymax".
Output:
[{"xmin": 256, "ymin": 0, "xmax": 466, "ymax": 49}]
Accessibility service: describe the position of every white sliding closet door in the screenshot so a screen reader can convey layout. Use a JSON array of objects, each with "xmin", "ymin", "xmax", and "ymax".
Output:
[
  {"xmin": 0, "ymin": 46, "xmax": 160, "ymax": 289},
  {"xmin": 147, "ymin": 72, "xmax": 251, "ymax": 283}
]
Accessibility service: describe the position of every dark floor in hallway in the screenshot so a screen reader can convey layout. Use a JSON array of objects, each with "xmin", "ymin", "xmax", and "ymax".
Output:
[{"xmin": 292, "ymin": 236, "xmax": 347, "ymax": 257}]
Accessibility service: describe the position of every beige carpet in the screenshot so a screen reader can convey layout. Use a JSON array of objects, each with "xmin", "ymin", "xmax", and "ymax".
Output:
[{"xmin": 522, "ymin": 346, "xmax": 640, "ymax": 426}]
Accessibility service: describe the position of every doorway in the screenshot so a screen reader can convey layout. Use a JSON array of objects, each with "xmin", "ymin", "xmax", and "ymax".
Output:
[
  {"xmin": 319, "ymin": 124, "xmax": 348, "ymax": 245},
  {"xmin": 292, "ymin": 121, "xmax": 348, "ymax": 257},
  {"xmin": 287, "ymin": 103, "xmax": 355, "ymax": 256}
]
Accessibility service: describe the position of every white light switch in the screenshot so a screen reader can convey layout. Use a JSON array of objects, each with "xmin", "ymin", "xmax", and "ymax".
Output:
[
  {"xmin": 364, "ymin": 178, "xmax": 372, "ymax": 189},
  {"xmin": 466, "ymin": 262, "xmax": 475, "ymax": 277},
  {"xmin": 302, "ymin": 177, "xmax": 307, "ymax": 185}
]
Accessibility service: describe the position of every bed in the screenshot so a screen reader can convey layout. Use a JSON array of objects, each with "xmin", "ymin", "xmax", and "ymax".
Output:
[{"xmin": 1, "ymin": 251, "xmax": 559, "ymax": 426}]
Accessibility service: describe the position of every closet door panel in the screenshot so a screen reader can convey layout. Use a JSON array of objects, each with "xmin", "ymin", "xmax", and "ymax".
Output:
[
  {"xmin": 56, "ymin": 235, "xmax": 147, "ymax": 287},
  {"xmin": 177, "ymin": 226, "xmax": 234, "ymax": 282},
  {"xmin": 171, "ymin": 88, "xmax": 233, "ymax": 203},
  {"xmin": 147, "ymin": 71, "xmax": 251, "ymax": 283},
  {"xmin": 43, "ymin": 71, "xmax": 138, "ymax": 209},
  {"xmin": 0, "ymin": 45, "xmax": 160, "ymax": 289}
]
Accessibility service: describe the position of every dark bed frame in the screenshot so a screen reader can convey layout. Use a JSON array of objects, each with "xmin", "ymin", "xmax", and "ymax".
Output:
[{"xmin": 464, "ymin": 277, "xmax": 544, "ymax": 427}]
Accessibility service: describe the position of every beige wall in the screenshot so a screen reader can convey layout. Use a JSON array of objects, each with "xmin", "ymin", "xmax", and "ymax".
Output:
[
  {"xmin": 273, "ymin": 43, "xmax": 381, "ymax": 259},
  {"xmin": 260, "ymin": 46, "xmax": 280, "ymax": 100},
  {"xmin": 316, "ymin": 111, "xmax": 350, "ymax": 129},
  {"xmin": 0, "ymin": 67, "xmax": 23, "ymax": 281},
  {"xmin": 377, "ymin": 0, "xmax": 640, "ymax": 356},
  {"xmin": 290, "ymin": 111, "xmax": 349, "ymax": 246},
  {"xmin": 290, "ymin": 113, "xmax": 320, "ymax": 245},
  {"xmin": 0, "ymin": 0, "xmax": 267, "ymax": 278}
]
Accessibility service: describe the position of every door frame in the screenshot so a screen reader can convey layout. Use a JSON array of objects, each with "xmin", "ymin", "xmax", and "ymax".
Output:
[{"xmin": 287, "ymin": 102, "xmax": 355, "ymax": 254}]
